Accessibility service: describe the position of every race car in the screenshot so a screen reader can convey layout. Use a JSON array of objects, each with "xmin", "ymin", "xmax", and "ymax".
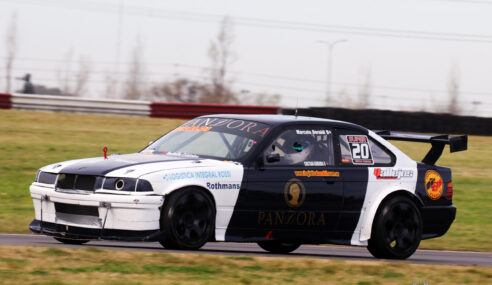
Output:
[{"xmin": 29, "ymin": 114, "xmax": 467, "ymax": 259}]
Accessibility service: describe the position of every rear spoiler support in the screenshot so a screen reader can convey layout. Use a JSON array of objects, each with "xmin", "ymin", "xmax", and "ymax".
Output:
[{"xmin": 375, "ymin": 131, "xmax": 468, "ymax": 165}]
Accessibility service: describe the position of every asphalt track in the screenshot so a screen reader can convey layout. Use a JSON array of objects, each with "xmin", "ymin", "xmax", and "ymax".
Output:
[{"xmin": 0, "ymin": 234, "xmax": 490, "ymax": 266}]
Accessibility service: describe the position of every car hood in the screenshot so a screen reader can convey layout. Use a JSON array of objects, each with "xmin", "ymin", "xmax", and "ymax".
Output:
[{"xmin": 40, "ymin": 153, "xmax": 213, "ymax": 177}]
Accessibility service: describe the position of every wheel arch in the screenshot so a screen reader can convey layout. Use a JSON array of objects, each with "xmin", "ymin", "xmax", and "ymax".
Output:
[
  {"xmin": 163, "ymin": 185, "xmax": 217, "ymax": 213},
  {"xmin": 357, "ymin": 189, "xmax": 423, "ymax": 243}
]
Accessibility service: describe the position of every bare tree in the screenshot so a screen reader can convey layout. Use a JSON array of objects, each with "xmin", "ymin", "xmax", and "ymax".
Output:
[
  {"xmin": 57, "ymin": 50, "xmax": 92, "ymax": 96},
  {"xmin": 73, "ymin": 56, "xmax": 91, "ymax": 97},
  {"xmin": 57, "ymin": 49, "xmax": 74, "ymax": 95},
  {"xmin": 5, "ymin": 12, "xmax": 18, "ymax": 93},
  {"xmin": 204, "ymin": 17, "xmax": 237, "ymax": 104},
  {"xmin": 123, "ymin": 39, "xmax": 145, "ymax": 100},
  {"xmin": 356, "ymin": 66, "xmax": 372, "ymax": 109},
  {"xmin": 151, "ymin": 78, "xmax": 208, "ymax": 102},
  {"xmin": 447, "ymin": 64, "xmax": 460, "ymax": 114}
]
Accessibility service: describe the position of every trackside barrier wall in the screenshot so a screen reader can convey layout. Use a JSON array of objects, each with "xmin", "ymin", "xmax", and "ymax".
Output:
[
  {"xmin": 150, "ymin": 102, "xmax": 279, "ymax": 119},
  {"xmin": 10, "ymin": 93, "xmax": 150, "ymax": 116},
  {"xmin": 283, "ymin": 107, "xmax": 492, "ymax": 135},
  {"xmin": 0, "ymin": 93, "xmax": 11, "ymax": 109},
  {"xmin": 1, "ymin": 93, "xmax": 280, "ymax": 119}
]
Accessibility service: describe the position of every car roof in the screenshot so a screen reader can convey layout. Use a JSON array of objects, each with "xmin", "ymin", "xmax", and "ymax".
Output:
[{"xmin": 200, "ymin": 114, "xmax": 368, "ymax": 133}]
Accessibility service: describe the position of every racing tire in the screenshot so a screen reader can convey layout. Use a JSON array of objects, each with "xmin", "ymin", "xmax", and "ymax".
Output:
[
  {"xmin": 367, "ymin": 196, "xmax": 422, "ymax": 259},
  {"xmin": 53, "ymin": 237, "xmax": 90, "ymax": 245},
  {"xmin": 257, "ymin": 241, "xmax": 301, "ymax": 254},
  {"xmin": 159, "ymin": 188, "xmax": 215, "ymax": 250}
]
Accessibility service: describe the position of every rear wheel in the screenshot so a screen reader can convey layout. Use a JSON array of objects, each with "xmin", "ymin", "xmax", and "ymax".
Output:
[
  {"xmin": 367, "ymin": 196, "xmax": 422, "ymax": 259},
  {"xmin": 159, "ymin": 188, "xmax": 215, "ymax": 250},
  {"xmin": 53, "ymin": 237, "xmax": 89, "ymax": 245},
  {"xmin": 257, "ymin": 241, "xmax": 301, "ymax": 254}
]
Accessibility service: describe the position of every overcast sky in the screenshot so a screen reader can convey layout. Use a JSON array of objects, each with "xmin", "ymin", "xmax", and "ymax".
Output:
[{"xmin": 0, "ymin": 0, "xmax": 491, "ymax": 117}]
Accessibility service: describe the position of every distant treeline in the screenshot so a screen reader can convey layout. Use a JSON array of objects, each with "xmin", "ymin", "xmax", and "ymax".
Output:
[{"xmin": 282, "ymin": 107, "xmax": 492, "ymax": 135}]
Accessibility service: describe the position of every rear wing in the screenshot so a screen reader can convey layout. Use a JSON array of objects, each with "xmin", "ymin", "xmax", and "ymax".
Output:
[{"xmin": 375, "ymin": 130, "xmax": 468, "ymax": 165}]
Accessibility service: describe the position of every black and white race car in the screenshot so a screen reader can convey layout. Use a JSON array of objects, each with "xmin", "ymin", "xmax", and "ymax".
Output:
[{"xmin": 29, "ymin": 114, "xmax": 467, "ymax": 259}]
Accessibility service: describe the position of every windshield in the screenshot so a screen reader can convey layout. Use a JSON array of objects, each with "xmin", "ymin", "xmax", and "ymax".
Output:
[{"xmin": 142, "ymin": 117, "xmax": 271, "ymax": 161}]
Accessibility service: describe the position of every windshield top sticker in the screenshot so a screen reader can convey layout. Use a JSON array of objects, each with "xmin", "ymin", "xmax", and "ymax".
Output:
[
  {"xmin": 347, "ymin": 135, "xmax": 374, "ymax": 165},
  {"xmin": 174, "ymin": 126, "xmax": 212, "ymax": 132},
  {"xmin": 180, "ymin": 118, "xmax": 271, "ymax": 138}
]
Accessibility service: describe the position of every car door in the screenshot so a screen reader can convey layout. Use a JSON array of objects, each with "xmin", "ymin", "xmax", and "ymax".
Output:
[
  {"xmin": 334, "ymin": 129, "xmax": 395, "ymax": 241},
  {"xmin": 225, "ymin": 125, "xmax": 343, "ymax": 242}
]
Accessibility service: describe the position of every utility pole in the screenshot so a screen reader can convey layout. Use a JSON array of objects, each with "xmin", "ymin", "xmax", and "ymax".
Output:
[{"xmin": 318, "ymin": 39, "xmax": 347, "ymax": 105}]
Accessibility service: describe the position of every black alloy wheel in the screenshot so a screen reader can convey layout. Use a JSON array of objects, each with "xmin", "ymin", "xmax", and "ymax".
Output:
[
  {"xmin": 367, "ymin": 196, "xmax": 422, "ymax": 259},
  {"xmin": 159, "ymin": 188, "xmax": 215, "ymax": 250},
  {"xmin": 257, "ymin": 241, "xmax": 301, "ymax": 254},
  {"xmin": 53, "ymin": 237, "xmax": 90, "ymax": 245}
]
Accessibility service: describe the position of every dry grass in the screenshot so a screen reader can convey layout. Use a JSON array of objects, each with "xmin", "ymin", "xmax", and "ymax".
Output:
[{"xmin": 0, "ymin": 245, "xmax": 490, "ymax": 284}]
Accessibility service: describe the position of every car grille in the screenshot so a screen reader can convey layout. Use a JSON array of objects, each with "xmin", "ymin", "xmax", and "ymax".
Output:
[
  {"xmin": 56, "ymin": 174, "xmax": 102, "ymax": 192},
  {"xmin": 55, "ymin": 202, "xmax": 99, "ymax": 217}
]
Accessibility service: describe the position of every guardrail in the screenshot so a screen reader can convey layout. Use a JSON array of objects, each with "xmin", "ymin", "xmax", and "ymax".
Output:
[{"xmin": 1, "ymin": 93, "xmax": 280, "ymax": 119}]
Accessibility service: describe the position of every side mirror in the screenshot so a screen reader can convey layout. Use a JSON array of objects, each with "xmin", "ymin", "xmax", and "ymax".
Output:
[{"xmin": 266, "ymin": 153, "xmax": 280, "ymax": 163}]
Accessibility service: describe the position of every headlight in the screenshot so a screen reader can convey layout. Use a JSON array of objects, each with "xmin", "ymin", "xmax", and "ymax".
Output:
[
  {"xmin": 103, "ymin": 177, "xmax": 136, "ymax": 191},
  {"xmin": 36, "ymin": 171, "xmax": 58, "ymax": 184},
  {"xmin": 136, "ymin": 179, "xmax": 154, "ymax": 192},
  {"xmin": 102, "ymin": 178, "xmax": 153, "ymax": 192}
]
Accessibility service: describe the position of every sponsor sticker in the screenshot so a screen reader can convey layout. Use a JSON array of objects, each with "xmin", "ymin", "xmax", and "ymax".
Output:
[
  {"xmin": 425, "ymin": 170, "xmax": 443, "ymax": 200},
  {"xmin": 206, "ymin": 182, "xmax": 240, "ymax": 190},
  {"xmin": 373, "ymin": 168, "xmax": 414, "ymax": 180},
  {"xmin": 284, "ymin": 178, "xmax": 306, "ymax": 208},
  {"xmin": 174, "ymin": 126, "xmax": 212, "ymax": 132},
  {"xmin": 295, "ymin": 129, "xmax": 331, "ymax": 135},
  {"xmin": 294, "ymin": 170, "xmax": 340, "ymax": 178},
  {"xmin": 163, "ymin": 170, "xmax": 232, "ymax": 181},
  {"xmin": 304, "ymin": 161, "xmax": 327, "ymax": 167},
  {"xmin": 347, "ymin": 135, "xmax": 374, "ymax": 165}
]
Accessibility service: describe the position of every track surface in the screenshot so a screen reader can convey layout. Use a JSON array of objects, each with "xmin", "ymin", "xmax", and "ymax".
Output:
[{"xmin": 0, "ymin": 234, "xmax": 490, "ymax": 266}]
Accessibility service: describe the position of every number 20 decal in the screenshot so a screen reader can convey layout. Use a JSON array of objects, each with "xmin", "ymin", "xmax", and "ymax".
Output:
[{"xmin": 346, "ymin": 135, "xmax": 374, "ymax": 165}]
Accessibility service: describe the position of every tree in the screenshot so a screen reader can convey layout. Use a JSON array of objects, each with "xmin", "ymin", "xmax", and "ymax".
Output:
[
  {"xmin": 356, "ymin": 66, "xmax": 372, "ymax": 109},
  {"xmin": 123, "ymin": 39, "xmax": 145, "ymax": 100},
  {"xmin": 57, "ymin": 50, "xmax": 92, "ymax": 96},
  {"xmin": 5, "ymin": 12, "xmax": 18, "ymax": 93},
  {"xmin": 150, "ymin": 78, "xmax": 207, "ymax": 102},
  {"xmin": 204, "ymin": 17, "xmax": 238, "ymax": 104},
  {"xmin": 447, "ymin": 64, "xmax": 460, "ymax": 114}
]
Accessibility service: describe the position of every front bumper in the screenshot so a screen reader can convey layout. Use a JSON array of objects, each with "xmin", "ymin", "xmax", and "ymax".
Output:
[
  {"xmin": 29, "ymin": 220, "xmax": 164, "ymax": 241},
  {"xmin": 30, "ymin": 184, "xmax": 164, "ymax": 237}
]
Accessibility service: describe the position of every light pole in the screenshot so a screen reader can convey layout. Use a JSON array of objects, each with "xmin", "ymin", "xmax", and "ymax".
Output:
[{"xmin": 318, "ymin": 39, "xmax": 347, "ymax": 105}]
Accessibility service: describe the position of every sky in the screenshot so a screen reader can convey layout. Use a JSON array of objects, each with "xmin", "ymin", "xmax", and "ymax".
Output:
[{"xmin": 0, "ymin": 0, "xmax": 491, "ymax": 117}]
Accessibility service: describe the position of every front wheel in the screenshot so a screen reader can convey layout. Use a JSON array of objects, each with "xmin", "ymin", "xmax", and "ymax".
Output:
[
  {"xmin": 367, "ymin": 196, "xmax": 422, "ymax": 259},
  {"xmin": 53, "ymin": 237, "xmax": 90, "ymax": 245},
  {"xmin": 257, "ymin": 241, "xmax": 301, "ymax": 254},
  {"xmin": 159, "ymin": 188, "xmax": 215, "ymax": 250}
]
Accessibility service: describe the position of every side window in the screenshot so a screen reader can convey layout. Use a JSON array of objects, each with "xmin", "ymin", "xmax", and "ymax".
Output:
[
  {"xmin": 369, "ymin": 138, "xmax": 393, "ymax": 164},
  {"xmin": 339, "ymin": 132, "xmax": 393, "ymax": 166},
  {"xmin": 264, "ymin": 127, "xmax": 334, "ymax": 166}
]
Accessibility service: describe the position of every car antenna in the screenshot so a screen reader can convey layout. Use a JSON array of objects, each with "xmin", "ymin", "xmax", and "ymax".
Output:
[{"xmin": 294, "ymin": 96, "xmax": 299, "ymax": 118}]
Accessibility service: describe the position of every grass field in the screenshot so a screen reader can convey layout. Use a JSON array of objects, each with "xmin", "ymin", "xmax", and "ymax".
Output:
[
  {"xmin": 0, "ymin": 109, "xmax": 490, "ymax": 251},
  {"xmin": 0, "ymin": 245, "xmax": 490, "ymax": 284}
]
